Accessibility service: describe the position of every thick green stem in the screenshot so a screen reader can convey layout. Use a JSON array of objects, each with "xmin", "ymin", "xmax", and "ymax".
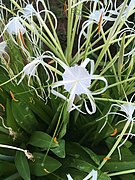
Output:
[{"xmin": 98, "ymin": 120, "xmax": 130, "ymax": 170}]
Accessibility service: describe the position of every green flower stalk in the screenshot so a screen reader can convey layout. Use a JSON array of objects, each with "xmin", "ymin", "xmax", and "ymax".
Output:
[{"xmin": 98, "ymin": 94, "xmax": 135, "ymax": 169}]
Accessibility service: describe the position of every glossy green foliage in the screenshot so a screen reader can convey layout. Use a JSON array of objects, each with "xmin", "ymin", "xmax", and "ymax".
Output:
[
  {"xmin": 12, "ymin": 100, "xmax": 38, "ymax": 134},
  {"xmin": 28, "ymin": 131, "xmax": 58, "ymax": 149},
  {"xmin": 15, "ymin": 151, "xmax": 31, "ymax": 180},
  {"xmin": 29, "ymin": 153, "xmax": 62, "ymax": 176},
  {"xmin": 51, "ymin": 139, "xmax": 65, "ymax": 158}
]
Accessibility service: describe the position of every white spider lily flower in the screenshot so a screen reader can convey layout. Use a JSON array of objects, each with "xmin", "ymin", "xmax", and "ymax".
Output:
[
  {"xmin": 125, "ymin": 0, "xmax": 135, "ymax": 16},
  {"xmin": 78, "ymin": 7, "xmax": 116, "ymax": 50},
  {"xmin": 99, "ymin": 95, "xmax": 135, "ymax": 132},
  {"xmin": 67, "ymin": 174, "xmax": 73, "ymax": 180},
  {"xmin": 51, "ymin": 58, "xmax": 108, "ymax": 114},
  {"xmin": 18, "ymin": 2, "xmax": 57, "ymax": 48},
  {"xmin": 17, "ymin": 53, "xmax": 58, "ymax": 100},
  {"xmin": 111, "ymin": 100, "xmax": 135, "ymax": 160},
  {"xmin": 108, "ymin": 95, "xmax": 135, "ymax": 122},
  {"xmin": 98, "ymin": 94, "xmax": 135, "ymax": 159},
  {"xmin": 6, "ymin": 17, "xmax": 26, "ymax": 35},
  {"xmin": 22, "ymin": 3, "xmax": 57, "ymax": 29},
  {"xmin": 2, "ymin": 15, "xmax": 31, "ymax": 58},
  {"xmin": 120, "ymin": 103, "xmax": 135, "ymax": 119},
  {"xmin": 122, "ymin": 0, "xmax": 135, "ymax": 28},
  {"xmin": 116, "ymin": 0, "xmax": 135, "ymax": 18},
  {"xmin": 112, "ymin": 0, "xmax": 135, "ymax": 27},
  {"xmin": 67, "ymin": 169, "xmax": 98, "ymax": 180}
]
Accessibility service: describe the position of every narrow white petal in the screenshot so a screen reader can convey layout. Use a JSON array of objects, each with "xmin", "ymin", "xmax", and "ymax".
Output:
[
  {"xmin": 78, "ymin": 21, "xmax": 91, "ymax": 51},
  {"xmin": 84, "ymin": 98, "xmax": 96, "ymax": 114},
  {"xmin": 66, "ymin": 174, "xmax": 73, "ymax": 180},
  {"xmin": 17, "ymin": 73, "xmax": 26, "ymax": 85},
  {"xmin": 51, "ymin": 89, "xmax": 67, "ymax": 101},
  {"xmin": 91, "ymin": 75, "xmax": 108, "ymax": 95},
  {"xmin": 70, "ymin": 104, "xmax": 86, "ymax": 114},
  {"xmin": 90, "ymin": 60, "xmax": 95, "ymax": 75},
  {"xmin": 67, "ymin": 84, "xmax": 77, "ymax": 112},
  {"xmin": 81, "ymin": 58, "xmax": 90, "ymax": 68},
  {"xmin": 83, "ymin": 169, "xmax": 98, "ymax": 180},
  {"xmin": 51, "ymin": 81, "xmax": 74, "ymax": 89},
  {"xmin": 83, "ymin": 88, "xmax": 96, "ymax": 114},
  {"xmin": 0, "ymin": 41, "xmax": 6, "ymax": 52}
]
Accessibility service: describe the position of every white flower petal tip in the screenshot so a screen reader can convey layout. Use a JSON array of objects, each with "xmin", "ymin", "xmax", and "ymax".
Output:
[
  {"xmin": 66, "ymin": 174, "xmax": 73, "ymax": 180},
  {"xmin": 66, "ymin": 169, "xmax": 98, "ymax": 180},
  {"xmin": 124, "ymin": 0, "xmax": 135, "ymax": 17},
  {"xmin": 23, "ymin": 62, "xmax": 37, "ymax": 76},
  {"xmin": 120, "ymin": 103, "xmax": 135, "ymax": 119},
  {"xmin": 83, "ymin": 169, "xmax": 98, "ymax": 180},
  {"xmin": 51, "ymin": 58, "xmax": 108, "ymax": 114},
  {"xmin": 0, "ymin": 41, "xmax": 6, "ymax": 52},
  {"xmin": 23, "ymin": 4, "xmax": 35, "ymax": 16},
  {"xmin": 6, "ymin": 17, "xmax": 26, "ymax": 35},
  {"xmin": 118, "ymin": 93, "xmax": 135, "ymax": 120}
]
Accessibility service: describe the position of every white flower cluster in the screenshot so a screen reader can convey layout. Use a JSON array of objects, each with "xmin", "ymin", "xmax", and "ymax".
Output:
[{"xmin": 0, "ymin": 0, "xmax": 134, "ymax": 118}]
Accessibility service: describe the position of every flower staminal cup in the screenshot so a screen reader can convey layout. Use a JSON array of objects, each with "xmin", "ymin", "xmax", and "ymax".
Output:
[
  {"xmin": 52, "ymin": 58, "xmax": 108, "ymax": 114},
  {"xmin": 6, "ymin": 17, "xmax": 26, "ymax": 35}
]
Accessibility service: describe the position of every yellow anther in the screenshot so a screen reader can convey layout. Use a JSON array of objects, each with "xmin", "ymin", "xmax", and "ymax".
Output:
[
  {"xmin": 103, "ymin": 157, "xmax": 111, "ymax": 161},
  {"xmin": 111, "ymin": 128, "xmax": 118, "ymax": 137},
  {"xmin": 0, "ymin": 103, "xmax": 5, "ymax": 111},
  {"xmin": 54, "ymin": 137, "xmax": 58, "ymax": 144},
  {"xmin": 10, "ymin": 91, "xmax": 19, "ymax": 102}
]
